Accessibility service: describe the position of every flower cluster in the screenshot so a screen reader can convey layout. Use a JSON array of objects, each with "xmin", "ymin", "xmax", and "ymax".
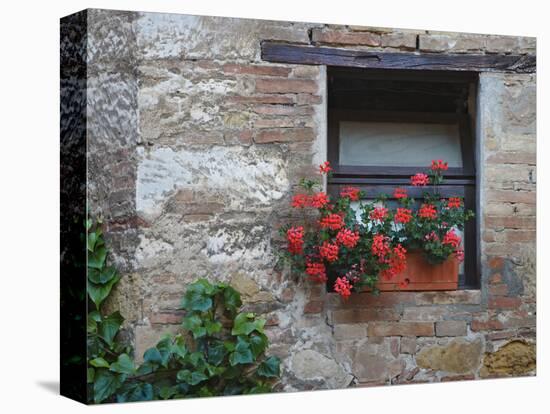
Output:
[{"xmin": 280, "ymin": 160, "xmax": 474, "ymax": 299}]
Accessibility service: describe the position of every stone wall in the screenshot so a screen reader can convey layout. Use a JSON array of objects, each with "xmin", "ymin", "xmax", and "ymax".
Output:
[{"xmin": 84, "ymin": 9, "xmax": 536, "ymax": 390}]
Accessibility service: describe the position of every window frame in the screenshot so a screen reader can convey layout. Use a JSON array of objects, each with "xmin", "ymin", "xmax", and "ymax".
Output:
[{"xmin": 327, "ymin": 74, "xmax": 480, "ymax": 289}]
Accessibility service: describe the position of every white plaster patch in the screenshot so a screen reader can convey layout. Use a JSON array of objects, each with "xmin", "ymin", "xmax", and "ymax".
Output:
[
  {"xmin": 136, "ymin": 146, "xmax": 289, "ymax": 221},
  {"xmin": 135, "ymin": 234, "xmax": 174, "ymax": 268}
]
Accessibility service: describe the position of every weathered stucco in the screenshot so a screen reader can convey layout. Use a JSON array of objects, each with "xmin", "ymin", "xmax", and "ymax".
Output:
[{"xmin": 83, "ymin": 8, "xmax": 536, "ymax": 390}]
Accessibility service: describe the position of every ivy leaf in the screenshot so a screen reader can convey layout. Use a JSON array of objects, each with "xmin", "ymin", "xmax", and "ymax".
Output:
[
  {"xmin": 231, "ymin": 313, "xmax": 265, "ymax": 336},
  {"xmin": 109, "ymin": 354, "xmax": 135, "ymax": 375},
  {"xmin": 207, "ymin": 340, "xmax": 227, "ymax": 366},
  {"xmin": 248, "ymin": 333, "xmax": 268, "ymax": 358},
  {"xmin": 180, "ymin": 279, "xmax": 215, "ymax": 312},
  {"xmin": 171, "ymin": 335, "xmax": 187, "ymax": 360},
  {"xmin": 87, "ymin": 367, "xmax": 95, "ymax": 383},
  {"xmin": 248, "ymin": 383, "xmax": 273, "ymax": 394},
  {"xmin": 176, "ymin": 369, "xmax": 208, "ymax": 386},
  {"xmin": 93, "ymin": 369, "xmax": 124, "ymax": 403},
  {"xmin": 229, "ymin": 337, "xmax": 254, "ymax": 366},
  {"xmin": 116, "ymin": 383, "xmax": 153, "ymax": 403},
  {"xmin": 205, "ymin": 320, "xmax": 222, "ymax": 335},
  {"xmin": 182, "ymin": 314, "xmax": 206, "ymax": 339},
  {"xmin": 98, "ymin": 311, "xmax": 123, "ymax": 347},
  {"xmin": 158, "ymin": 385, "xmax": 177, "ymax": 400},
  {"xmin": 155, "ymin": 336, "xmax": 173, "ymax": 367},
  {"xmin": 257, "ymin": 356, "xmax": 281, "ymax": 378},
  {"xmin": 87, "ymin": 317, "xmax": 97, "ymax": 334},
  {"xmin": 223, "ymin": 286, "xmax": 242, "ymax": 314},
  {"xmin": 87, "ymin": 274, "xmax": 120, "ymax": 309},
  {"xmin": 143, "ymin": 347, "xmax": 162, "ymax": 365},
  {"xmin": 90, "ymin": 357, "xmax": 110, "ymax": 368},
  {"xmin": 88, "ymin": 246, "xmax": 107, "ymax": 270}
]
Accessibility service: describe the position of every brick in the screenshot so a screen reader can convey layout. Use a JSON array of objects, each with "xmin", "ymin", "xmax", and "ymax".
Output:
[
  {"xmin": 255, "ymin": 78, "xmax": 318, "ymax": 94},
  {"xmin": 292, "ymin": 66, "xmax": 320, "ymax": 78},
  {"xmin": 280, "ymin": 288, "xmax": 295, "ymax": 303},
  {"xmin": 419, "ymin": 34, "xmax": 484, "ymax": 52},
  {"xmin": 222, "ymin": 63, "xmax": 291, "ymax": 77},
  {"xmin": 489, "ymin": 273, "xmax": 503, "ymax": 284},
  {"xmin": 485, "ymin": 330, "xmax": 517, "ymax": 341},
  {"xmin": 501, "ymin": 230, "xmax": 536, "ymax": 243},
  {"xmin": 488, "ymin": 257, "xmax": 505, "ymax": 270},
  {"xmin": 489, "ymin": 284, "xmax": 509, "ymax": 296},
  {"xmin": 333, "ymin": 323, "xmax": 368, "ymax": 340},
  {"xmin": 254, "ymin": 118, "xmax": 296, "ymax": 129},
  {"xmin": 402, "ymin": 306, "xmax": 451, "ymax": 322},
  {"xmin": 224, "ymin": 129, "xmax": 253, "ymax": 145},
  {"xmin": 484, "ymin": 202, "xmax": 536, "ymax": 217},
  {"xmin": 367, "ymin": 322, "xmax": 434, "ymax": 337},
  {"xmin": 311, "ymin": 28, "xmax": 381, "ymax": 46},
  {"xmin": 471, "ymin": 319, "xmax": 504, "ymax": 331},
  {"xmin": 380, "ymin": 32, "xmax": 417, "ymax": 49},
  {"xmin": 415, "ymin": 290, "xmax": 481, "ymax": 305},
  {"xmin": 435, "ymin": 321, "xmax": 467, "ymax": 337},
  {"xmin": 150, "ymin": 311, "xmax": 184, "ymax": 325},
  {"xmin": 488, "ymin": 296, "xmax": 522, "ymax": 310},
  {"xmin": 303, "ymin": 300, "xmax": 323, "ymax": 314},
  {"xmin": 485, "ymin": 190, "xmax": 536, "ymax": 205},
  {"xmin": 486, "ymin": 151, "xmax": 536, "ymax": 165},
  {"xmin": 252, "ymin": 105, "xmax": 313, "ymax": 116},
  {"xmin": 255, "ymin": 128, "xmax": 314, "ymax": 143},
  {"xmin": 400, "ymin": 337, "xmax": 417, "ymax": 354},
  {"xmin": 227, "ymin": 95, "xmax": 294, "ymax": 105},
  {"xmin": 296, "ymin": 94, "xmax": 323, "ymax": 105},
  {"xmin": 332, "ymin": 291, "xmax": 415, "ymax": 308},
  {"xmin": 332, "ymin": 308, "xmax": 400, "ymax": 324}
]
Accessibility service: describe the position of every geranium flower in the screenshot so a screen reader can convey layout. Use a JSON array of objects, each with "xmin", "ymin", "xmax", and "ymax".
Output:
[
  {"xmin": 319, "ymin": 161, "xmax": 332, "ymax": 174},
  {"xmin": 442, "ymin": 229, "xmax": 462, "ymax": 248},
  {"xmin": 369, "ymin": 206, "xmax": 388, "ymax": 222},
  {"xmin": 310, "ymin": 192, "xmax": 329, "ymax": 208},
  {"xmin": 393, "ymin": 187, "xmax": 408, "ymax": 199},
  {"xmin": 319, "ymin": 241, "xmax": 339, "ymax": 262},
  {"xmin": 411, "ymin": 173, "xmax": 430, "ymax": 186},
  {"xmin": 340, "ymin": 186, "xmax": 361, "ymax": 201},
  {"xmin": 431, "ymin": 159, "xmax": 449, "ymax": 172},
  {"xmin": 394, "ymin": 208, "xmax": 412, "ymax": 224},
  {"xmin": 418, "ymin": 203, "xmax": 437, "ymax": 219},
  {"xmin": 334, "ymin": 277, "xmax": 353, "ymax": 299},
  {"xmin": 305, "ymin": 262, "xmax": 327, "ymax": 283},
  {"xmin": 447, "ymin": 197, "xmax": 462, "ymax": 209},
  {"xmin": 292, "ymin": 193, "xmax": 309, "ymax": 208},
  {"xmin": 372, "ymin": 233, "xmax": 390, "ymax": 260},
  {"xmin": 454, "ymin": 249, "xmax": 465, "ymax": 263},
  {"xmin": 287, "ymin": 226, "xmax": 304, "ymax": 254},
  {"xmin": 320, "ymin": 213, "xmax": 344, "ymax": 230},
  {"xmin": 336, "ymin": 228, "xmax": 360, "ymax": 249}
]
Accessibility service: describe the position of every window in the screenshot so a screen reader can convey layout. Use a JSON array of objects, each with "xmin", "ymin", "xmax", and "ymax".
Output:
[{"xmin": 327, "ymin": 68, "xmax": 479, "ymax": 289}]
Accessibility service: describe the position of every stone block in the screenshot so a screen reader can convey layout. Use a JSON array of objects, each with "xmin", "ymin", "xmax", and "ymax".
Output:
[
  {"xmin": 367, "ymin": 322, "xmax": 434, "ymax": 337},
  {"xmin": 416, "ymin": 339, "xmax": 483, "ymax": 374},
  {"xmin": 435, "ymin": 321, "xmax": 467, "ymax": 337}
]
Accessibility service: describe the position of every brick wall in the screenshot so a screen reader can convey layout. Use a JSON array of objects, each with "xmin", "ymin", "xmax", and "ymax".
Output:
[{"xmin": 84, "ymin": 9, "xmax": 536, "ymax": 390}]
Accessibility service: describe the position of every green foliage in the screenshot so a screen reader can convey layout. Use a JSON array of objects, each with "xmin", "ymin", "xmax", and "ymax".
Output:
[{"xmin": 86, "ymin": 219, "xmax": 280, "ymax": 403}]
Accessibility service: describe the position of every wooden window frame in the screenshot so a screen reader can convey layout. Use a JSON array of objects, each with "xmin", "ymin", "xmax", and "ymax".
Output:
[{"xmin": 327, "ymin": 81, "xmax": 479, "ymax": 289}]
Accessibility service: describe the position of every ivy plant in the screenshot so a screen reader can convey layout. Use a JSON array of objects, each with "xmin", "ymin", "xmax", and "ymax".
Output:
[{"xmin": 86, "ymin": 219, "xmax": 281, "ymax": 403}]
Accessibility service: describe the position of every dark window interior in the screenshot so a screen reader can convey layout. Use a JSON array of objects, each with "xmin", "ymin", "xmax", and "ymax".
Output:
[{"xmin": 327, "ymin": 67, "xmax": 480, "ymax": 289}]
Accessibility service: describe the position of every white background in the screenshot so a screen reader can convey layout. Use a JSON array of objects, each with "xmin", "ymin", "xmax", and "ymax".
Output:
[{"xmin": 0, "ymin": 0, "xmax": 546, "ymax": 412}]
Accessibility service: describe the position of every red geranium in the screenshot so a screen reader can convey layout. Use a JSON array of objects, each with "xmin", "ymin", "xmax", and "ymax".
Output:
[
  {"xmin": 336, "ymin": 228, "xmax": 360, "ymax": 249},
  {"xmin": 310, "ymin": 192, "xmax": 329, "ymax": 208},
  {"xmin": 320, "ymin": 213, "xmax": 344, "ymax": 230},
  {"xmin": 411, "ymin": 173, "xmax": 430, "ymax": 186},
  {"xmin": 393, "ymin": 187, "xmax": 408, "ymax": 199},
  {"xmin": 394, "ymin": 208, "xmax": 412, "ymax": 224},
  {"xmin": 372, "ymin": 233, "xmax": 390, "ymax": 261},
  {"xmin": 292, "ymin": 194, "xmax": 309, "ymax": 208},
  {"xmin": 334, "ymin": 277, "xmax": 353, "ymax": 299},
  {"xmin": 340, "ymin": 186, "xmax": 360, "ymax": 201},
  {"xmin": 447, "ymin": 197, "xmax": 462, "ymax": 209},
  {"xmin": 319, "ymin": 161, "xmax": 332, "ymax": 174},
  {"xmin": 442, "ymin": 229, "xmax": 461, "ymax": 248},
  {"xmin": 287, "ymin": 226, "xmax": 304, "ymax": 254},
  {"xmin": 431, "ymin": 159, "xmax": 449, "ymax": 172},
  {"xmin": 418, "ymin": 204, "xmax": 437, "ymax": 219},
  {"xmin": 305, "ymin": 262, "xmax": 327, "ymax": 283},
  {"xmin": 319, "ymin": 241, "xmax": 339, "ymax": 262},
  {"xmin": 369, "ymin": 206, "xmax": 389, "ymax": 222}
]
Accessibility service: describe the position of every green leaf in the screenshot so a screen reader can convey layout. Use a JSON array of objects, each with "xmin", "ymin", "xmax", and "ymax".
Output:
[
  {"xmin": 143, "ymin": 347, "xmax": 162, "ymax": 365},
  {"xmin": 223, "ymin": 286, "xmax": 242, "ymax": 313},
  {"xmin": 182, "ymin": 314, "xmax": 206, "ymax": 339},
  {"xmin": 116, "ymin": 383, "xmax": 153, "ymax": 403},
  {"xmin": 205, "ymin": 320, "xmax": 222, "ymax": 335},
  {"xmin": 89, "ymin": 266, "xmax": 117, "ymax": 284},
  {"xmin": 98, "ymin": 311, "xmax": 123, "ymax": 347},
  {"xmin": 87, "ymin": 317, "xmax": 97, "ymax": 334},
  {"xmin": 87, "ymin": 367, "xmax": 95, "ymax": 383},
  {"xmin": 171, "ymin": 335, "xmax": 187, "ymax": 360},
  {"xmin": 93, "ymin": 369, "xmax": 123, "ymax": 403},
  {"xmin": 155, "ymin": 336, "xmax": 173, "ymax": 367},
  {"xmin": 90, "ymin": 357, "xmax": 110, "ymax": 368},
  {"xmin": 87, "ymin": 231, "xmax": 98, "ymax": 252},
  {"xmin": 109, "ymin": 354, "xmax": 135, "ymax": 375},
  {"xmin": 229, "ymin": 337, "xmax": 254, "ymax": 366},
  {"xmin": 257, "ymin": 356, "xmax": 280, "ymax": 378},
  {"xmin": 176, "ymin": 369, "xmax": 207, "ymax": 385},
  {"xmin": 248, "ymin": 383, "xmax": 273, "ymax": 394},
  {"xmin": 207, "ymin": 340, "xmax": 227, "ymax": 366},
  {"xmin": 87, "ymin": 274, "xmax": 120, "ymax": 309},
  {"xmin": 88, "ymin": 246, "xmax": 107, "ymax": 269},
  {"xmin": 248, "ymin": 333, "xmax": 268, "ymax": 358},
  {"xmin": 231, "ymin": 313, "xmax": 265, "ymax": 336},
  {"xmin": 180, "ymin": 279, "xmax": 217, "ymax": 312}
]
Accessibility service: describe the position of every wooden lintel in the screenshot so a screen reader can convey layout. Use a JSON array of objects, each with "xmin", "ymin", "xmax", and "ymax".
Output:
[{"xmin": 261, "ymin": 42, "xmax": 536, "ymax": 74}]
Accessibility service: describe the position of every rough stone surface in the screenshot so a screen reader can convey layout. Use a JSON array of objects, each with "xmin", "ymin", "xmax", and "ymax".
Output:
[
  {"xmin": 79, "ymin": 9, "xmax": 536, "ymax": 392},
  {"xmin": 480, "ymin": 340, "xmax": 536, "ymax": 377},
  {"xmin": 416, "ymin": 339, "xmax": 483, "ymax": 374}
]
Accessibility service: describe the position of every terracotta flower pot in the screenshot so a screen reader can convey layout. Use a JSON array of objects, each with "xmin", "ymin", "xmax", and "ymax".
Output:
[{"xmin": 376, "ymin": 250, "xmax": 459, "ymax": 291}]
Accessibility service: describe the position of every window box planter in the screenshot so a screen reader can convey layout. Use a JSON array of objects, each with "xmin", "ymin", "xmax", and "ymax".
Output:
[{"xmin": 375, "ymin": 250, "xmax": 459, "ymax": 291}]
